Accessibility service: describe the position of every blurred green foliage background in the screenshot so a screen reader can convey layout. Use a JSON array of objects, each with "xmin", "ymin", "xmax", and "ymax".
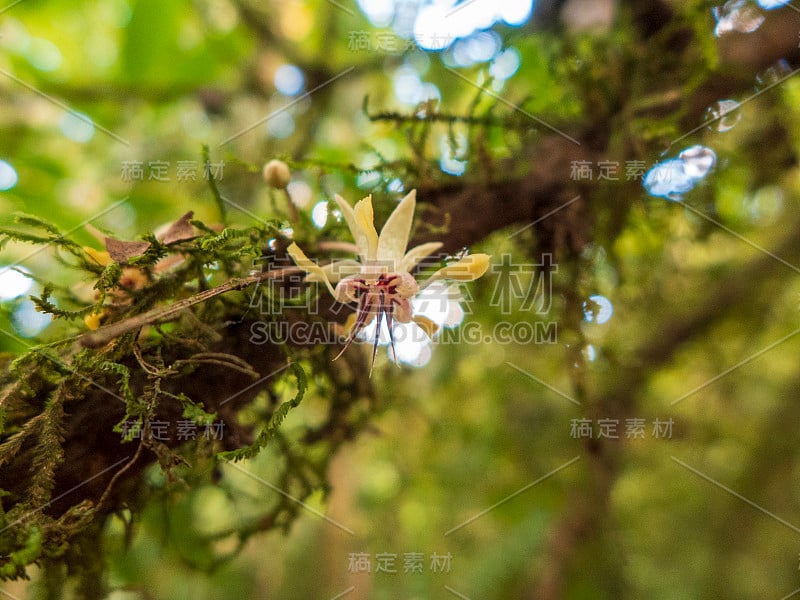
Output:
[{"xmin": 2, "ymin": 0, "xmax": 800, "ymax": 598}]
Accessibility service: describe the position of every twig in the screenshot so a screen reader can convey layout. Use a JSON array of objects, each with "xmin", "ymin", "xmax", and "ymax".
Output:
[
  {"xmin": 79, "ymin": 267, "xmax": 299, "ymax": 349},
  {"xmin": 96, "ymin": 442, "xmax": 143, "ymax": 512}
]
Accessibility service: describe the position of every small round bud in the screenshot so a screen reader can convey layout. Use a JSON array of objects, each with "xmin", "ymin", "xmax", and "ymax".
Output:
[{"xmin": 262, "ymin": 159, "xmax": 291, "ymax": 189}]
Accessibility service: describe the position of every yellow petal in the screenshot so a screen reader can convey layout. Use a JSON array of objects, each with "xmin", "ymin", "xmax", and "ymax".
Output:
[
  {"xmin": 353, "ymin": 195, "xmax": 379, "ymax": 260},
  {"xmin": 412, "ymin": 315, "xmax": 439, "ymax": 338},
  {"xmin": 425, "ymin": 253, "xmax": 491, "ymax": 284},
  {"xmin": 83, "ymin": 247, "xmax": 112, "ymax": 266},
  {"xmin": 84, "ymin": 312, "xmax": 103, "ymax": 331},
  {"xmin": 377, "ymin": 189, "xmax": 416, "ymax": 266},
  {"xmin": 286, "ymin": 242, "xmax": 336, "ymax": 297}
]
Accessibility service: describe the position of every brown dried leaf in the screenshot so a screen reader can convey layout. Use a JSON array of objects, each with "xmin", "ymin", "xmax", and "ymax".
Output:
[
  {"xmin": 104, "ymin": 237, "xmax": 151, "ymax": 263},
  {"xmin": 159, "ymin": 211, "xmax": 197, "ymax": 244}
]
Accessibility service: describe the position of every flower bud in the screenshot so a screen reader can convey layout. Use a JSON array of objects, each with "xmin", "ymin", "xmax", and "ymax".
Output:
[{"xmin": 262, "ymin": 159, "xmax": 291, "ymax": 189}]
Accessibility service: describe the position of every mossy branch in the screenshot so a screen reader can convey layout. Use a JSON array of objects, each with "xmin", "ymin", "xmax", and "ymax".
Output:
[{"xmin": 218, "ymin": 361, "xmax": 307, "ymax": 462}]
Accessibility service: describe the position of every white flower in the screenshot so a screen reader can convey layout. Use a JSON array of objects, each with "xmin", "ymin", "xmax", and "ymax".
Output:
[
  {"xmin": 359, "ymin": 280, "xmax": 466, "ymax": 368},
  {"xmin": 287, "ymin": 189, "xmax": 489, "ymax": 370}
]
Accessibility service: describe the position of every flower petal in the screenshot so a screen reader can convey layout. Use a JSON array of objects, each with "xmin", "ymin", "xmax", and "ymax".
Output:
[
  {"xmin": 400, "ymin": 241, "xmax": 443, "ymax": 273},
  {"xmin": 84, "ymin": 312, "xmax": 103, "ymax": 331},
  {"xmin": 83, "ymin": 247, "xmax": 113, "ymax": 266},
  {"xmin": 312, "ymin": 259, "xmax": 362, "ymax": 283},
  {"xmin": 353, "ymin": 195, "xmax": 379, "ymax": 260},
  {"xmin": 333, "ymin": 276, "xmax": 363, "ymax": 304},
  {"xmin": 377, "ymin": 189, "xmax": 416, "ymax": 266},
  {"xmin": 334, "ymin": 194, "xmax": 378, "ymax": 261},
  {"xmin": 412, "ymin": 315, "xmax": 440, "ymax": 338},
  {"xmin": 392, "ymin": 296, "xmax": 414, "ymax": 323},
  {"xmin": 423, "ymin": 253, "xmax": 491, "ymax": 286},
  {"xmin": 286, "ymin": 242, "xmax": 336, "ymax": 297}
]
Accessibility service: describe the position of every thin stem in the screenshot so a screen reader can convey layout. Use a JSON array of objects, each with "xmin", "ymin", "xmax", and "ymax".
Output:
[{"xmin": 79, "ymin": 267, "xmax": 299, "ymax": 349}]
